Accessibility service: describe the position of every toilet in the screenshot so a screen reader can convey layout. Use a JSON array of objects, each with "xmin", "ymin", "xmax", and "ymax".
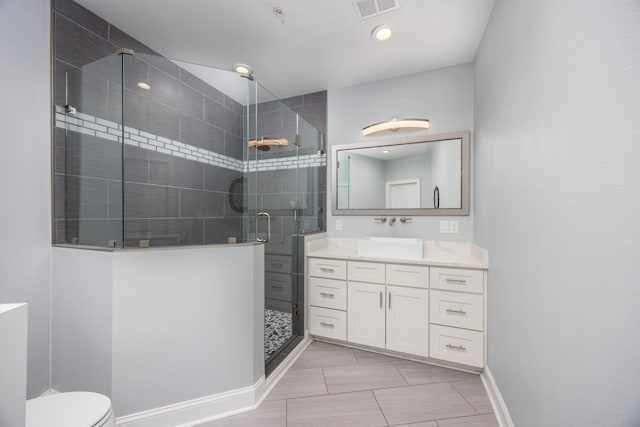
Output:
[
  {"xmin": 26, "ymin": 391, "xmax": 115, "ymax": 427},
  {"xmin": 1, "ymin": 304, "xmax": 114, "ymax": 427}
]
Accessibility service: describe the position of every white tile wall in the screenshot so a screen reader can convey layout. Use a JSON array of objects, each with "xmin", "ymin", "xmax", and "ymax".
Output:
[{"xmin": 55, "ymin": 110, "xmax": 326, "ymax": 173}]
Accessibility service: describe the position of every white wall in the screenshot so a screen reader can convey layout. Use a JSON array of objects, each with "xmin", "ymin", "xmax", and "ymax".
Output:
[
  {"xmin": 327, "ymin": 64, "xmax": 474, "ymax": 240},
  {"xmin": 387, "ymin": 152, "xmax": 430, "ymax": 207},
  {"xmin": 51, "ymin": 245, "xmax": 265, "ymax": 418},
  {"xmin": 0, "ymin": 304, "xmax": 28, "ymax": 427},
  {"xmin": 0, "ymin": 0, "xmax": 52, "ymax": 398},
  {"xmin": 51, "ymin": 248, "xmax": 113, "ymax": 397},
  {"xmin": 348, "ymin": 153, "xmax": 385, "ymax": 208},
  {"xmin": 474, "ymin": 1, "xmax": 640, "ymax": 425},
  {"xmin": 111, "ymin": 245, "xmax": 264, "ymax": 416},
  {"xmin": 430, "ymin": 141, "xmax": 461, "ymax": 209}
]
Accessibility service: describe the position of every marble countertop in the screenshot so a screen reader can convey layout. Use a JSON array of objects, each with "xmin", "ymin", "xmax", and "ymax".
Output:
[{"xmin": 306, "ymin": 237, "xmax": 488, "ymax": 269}]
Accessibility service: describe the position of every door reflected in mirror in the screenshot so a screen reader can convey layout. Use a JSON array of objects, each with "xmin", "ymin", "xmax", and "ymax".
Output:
[{"xmin": 332, "ymin": 131, "xmax": 469, "ymax": 216}]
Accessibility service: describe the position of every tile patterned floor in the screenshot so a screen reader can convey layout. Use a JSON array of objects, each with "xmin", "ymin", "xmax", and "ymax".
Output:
[{"xmin": 199, "ymin": 341, "xmax": 498, "ymax": 427}]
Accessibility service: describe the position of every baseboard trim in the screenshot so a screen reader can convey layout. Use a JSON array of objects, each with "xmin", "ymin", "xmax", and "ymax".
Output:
[
  {"xmin": 115, "ymin": 335, "xmax": 312, "ymax": 427},
  {"xmin": 115, "ymin": 378, "xmax": 264, "ymax": 427},
  {"xmin": 256, "ymin": 333, "xmax": 312, "ymax": 405},
  {"xmin": 481, "ymin": 366, "xmax": 514, "ymax": 427}
]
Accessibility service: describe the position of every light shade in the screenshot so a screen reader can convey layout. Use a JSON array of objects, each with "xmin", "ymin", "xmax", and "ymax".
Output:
[
  {"xmin": 362, "ymin": 118, "xmax": 430, "ymax": 136},
  {"xmin": 232, "ymin": 63, "xmax": 254, "ymax": 79},
  {"xmin": 248, "ymin": 138, "xmax": 288, "ymax": 147}
]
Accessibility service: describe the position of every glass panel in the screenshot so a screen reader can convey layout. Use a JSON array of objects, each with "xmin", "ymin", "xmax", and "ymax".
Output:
[
  {"xmin": 245, "ymin": 84, "xmax": 326, "ymax": 366},
  {"xmin": 246, "ymin": 83, "xmax": 303, "ymax": 362},
  {"xmin": 121, "ymin": 54, "xmax": 251, "ymax": 248},
  {"xmin": 53, "ymin": 53, "xmax": 124, "ymax": 248},
  {"xmin": 296, "ymin": 114, "xmax": 326, "ymax": 235}
]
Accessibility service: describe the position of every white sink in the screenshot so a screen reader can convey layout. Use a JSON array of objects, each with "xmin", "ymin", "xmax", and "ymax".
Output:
[{"xmin": 357, "ymin": 237, "xmax": 423, "ymax": 260}]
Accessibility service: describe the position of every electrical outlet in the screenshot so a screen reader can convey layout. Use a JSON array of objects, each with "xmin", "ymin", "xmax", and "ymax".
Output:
[
  {"xmin": 336, "ymin": 219, "xmax": 343, "ymax": 231},
  {"xmin": 439, "ymin": 220, "xmax": 450, "ymax": 233},
  {"xmin": 449, "ymin": 220, "xmax": 459, "ymax": 234}
]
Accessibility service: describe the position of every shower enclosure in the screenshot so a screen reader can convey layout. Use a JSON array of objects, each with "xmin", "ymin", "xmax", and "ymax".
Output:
[{"xmin": 53, "ymin": 50, "xmax": 325, "ymax": 371}]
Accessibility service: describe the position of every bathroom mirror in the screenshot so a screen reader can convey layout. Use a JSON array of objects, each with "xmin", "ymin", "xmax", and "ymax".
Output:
[{"xmin": 332, "ymin": 131, "xmax": 469, "ymax": 216}]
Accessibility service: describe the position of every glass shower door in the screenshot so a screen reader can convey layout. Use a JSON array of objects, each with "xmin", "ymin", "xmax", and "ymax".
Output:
[{"xmin": 245, "ymin": 84, "xmax": 305, "ymax": 369}]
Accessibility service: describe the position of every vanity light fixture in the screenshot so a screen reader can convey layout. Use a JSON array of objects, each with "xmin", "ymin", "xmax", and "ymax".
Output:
[
  {"xmin": 137, "ymin": 82, "xmax": 150, "ymax": 90},
  {"xmin": 232, "ymin": 63, "xmax": 254, "ymax": 80},
  {"xmin": 371, "ymin": 24, "xmax": 392, "ymax": 42},
  {"xmin": 362, "ymin": 118, "xmax": 430, "ymax": 136}
]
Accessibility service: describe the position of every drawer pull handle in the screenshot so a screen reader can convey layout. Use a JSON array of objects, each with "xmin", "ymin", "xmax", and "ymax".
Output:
[
  {"xmin": 271, "ymin": 285, "xmax": 283, "ymax": 290},
  {"xmin": 446, "ymin": 344, "xmax": 467, "ymax": 351},
  {"xmin": 446, "ymin": 309, "xmax": 467, "ymax": 315},
  {"xmin": 379, "ymin": 291, "xmax": 383, "ymax": 308},
  {"xmin": 319, "ymin": 292, "xmax": 335, "ymax": 298},
  {"xmin": 320, "ymin": 322, "xmax": 335, "ymax": 328},
  {"xmin": 388, "ymin": 292, "xmax": 392, "ymax": 309},
  {"xmin": 446, "ymin": 278, "xmax": 467, "ymax": 284},
  {"xmin": 320, "ymin": 267, "xmax": 335, "ymax": 273}
]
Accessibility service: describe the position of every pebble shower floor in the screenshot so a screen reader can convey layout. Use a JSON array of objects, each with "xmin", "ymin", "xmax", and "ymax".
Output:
[{"xmin": 265, "ymin": 309, "xmax": 293, "ymax": 360}]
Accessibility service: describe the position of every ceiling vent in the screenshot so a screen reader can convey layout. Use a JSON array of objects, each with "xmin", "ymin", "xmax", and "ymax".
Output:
[{"xmin": 353, "ymin": 0, "xmax": 400, "ymax": 20}]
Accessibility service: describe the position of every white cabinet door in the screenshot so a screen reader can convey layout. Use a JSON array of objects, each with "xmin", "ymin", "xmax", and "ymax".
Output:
[
  {"xmin": 386, "ymin": 285, "xmax": 429, "ymax": 357},
  {"xmin": 347, "ymin": 282, "xmax": 385, "ymax": 348}
]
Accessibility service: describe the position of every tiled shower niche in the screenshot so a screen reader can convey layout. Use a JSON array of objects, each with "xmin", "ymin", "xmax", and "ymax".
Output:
[{"xmin": 52, "ymin": 0, "xmax": 326, "ymax": 248}]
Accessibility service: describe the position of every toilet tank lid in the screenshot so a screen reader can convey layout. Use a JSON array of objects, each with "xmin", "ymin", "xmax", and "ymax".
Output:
[{"xmin": 26, "ymin": 391, "xmax": 112, "ymax": 427}]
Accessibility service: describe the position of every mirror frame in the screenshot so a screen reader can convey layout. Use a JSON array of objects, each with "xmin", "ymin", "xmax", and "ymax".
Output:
[{"xmin": 331, "ymin": 130, "xmax": 470, "ymax": 216}]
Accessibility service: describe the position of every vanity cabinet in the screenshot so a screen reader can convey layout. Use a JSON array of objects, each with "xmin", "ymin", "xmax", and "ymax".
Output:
[
  {"xmin": 346, "ymin": 262, "xmax": 429, "ymax": 357},
  {"xmin": 428, "ymin": 267, "xmax": 485, "ymax": 368},
  {"xmin": 307, "ymin": 249, "xmax": 487, "ymax": 370},
  {"xmin": 347, "ymin": 281, "xmax": 386, "ymax": 348},
  {"xmin": 308, "ymin": 259, "xmax": 348, "ymax": 340},
  {"xmin": 385, "ymin": 285, "xmax": 429, "ymax": 356}
]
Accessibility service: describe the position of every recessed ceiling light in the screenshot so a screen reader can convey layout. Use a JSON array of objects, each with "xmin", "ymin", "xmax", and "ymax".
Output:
[
  {"xmin": 371, "ymin": 25, "xmax": 392, "ymax": 42},
  {"xmin": 382, "ymin": 150, "xmax": 390, "ymax": 154},
  {"xmin": 232, "ymin": 63, "xmax": 254, "ymax": 80},
  {"xmin": 137, "ymin": 82, "xmax": 150, "ymax": 90}
]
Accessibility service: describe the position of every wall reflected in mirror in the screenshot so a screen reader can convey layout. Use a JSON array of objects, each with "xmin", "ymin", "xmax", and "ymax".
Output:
[{"xmin": 332, "ymin": 131, "xmax": 469, "ymax": 216}]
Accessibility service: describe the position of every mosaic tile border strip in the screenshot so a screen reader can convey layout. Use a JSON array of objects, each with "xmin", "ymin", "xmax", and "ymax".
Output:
[{"xmin": 54, "ymin": 107, "xmax": 326, "ymax": 172}]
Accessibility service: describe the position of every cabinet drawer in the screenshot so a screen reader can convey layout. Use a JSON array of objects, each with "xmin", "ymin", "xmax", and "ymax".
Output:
[
  {"xmin": 309, "ymin": 258, "xmax": 347, "ymax": 280},
  {"xmin": 309, "ymin": 306, "xmax": 347, "ymax": 341},
  {"xmin": 430, "ymin": 267, "xmax": 484, "ymax": 293},
  {"xmin": 266, "ymin": 255, "xmax": 292, "ymax": 274},
  {"xmin": 430, "ymin": 290, "xmax": 483, "ymax": 331},
  {"xmin": 309, "ymin": 277, "xmax": 347, "ymax": 311},
  {"xmin": 348, "ymin": 261, "xmax": 385, "ymax": 284},
  {"xmin": 386, "ymin": 264, "xmax": 429, "ymax": 288},
  {"xmin": 265, "ymin": 273, "xmax": 293, "ymax": 302},
  {"xmin": 429, "ymin": 324, "xmax": 484, "ymax": 368}
]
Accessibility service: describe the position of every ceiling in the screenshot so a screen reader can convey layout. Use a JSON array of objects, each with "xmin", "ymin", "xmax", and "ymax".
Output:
[{"xmin": 75, "ymin": 0, "xmax": 495, "ymax": 99}]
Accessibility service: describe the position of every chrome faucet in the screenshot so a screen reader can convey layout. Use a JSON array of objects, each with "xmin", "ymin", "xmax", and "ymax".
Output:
[{"xmin": 389, "ymin": 217, "xmax": 396, "ymax": 226}]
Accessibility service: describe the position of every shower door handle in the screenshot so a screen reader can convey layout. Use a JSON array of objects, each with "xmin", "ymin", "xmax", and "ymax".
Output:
[{"xmin": 256, "ymin": 212, "xmax": 271, "ymax": 243}]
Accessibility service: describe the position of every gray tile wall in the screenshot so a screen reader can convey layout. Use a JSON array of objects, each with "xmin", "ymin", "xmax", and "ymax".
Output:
[
  {"xmin": 52, "ymin": 0, "xmax": 326, "ymax": 248},
  {"xmin": 53, "ymin": 0, "xmax": 244, "ymax": 247}
]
